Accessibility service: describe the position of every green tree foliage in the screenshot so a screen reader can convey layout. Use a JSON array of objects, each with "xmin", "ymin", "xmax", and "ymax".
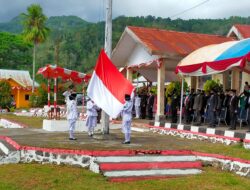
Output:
[
  {"xmin": 165, "ymin": 81, "xmax": 188, "ymax": 97},
  {"xmin": 22, "ymin": 4, "xmax": 49, "ymax": 92},
  {"xmin": 30, "ymin": 82, "xmax": 67, "ymax": 107},
  {"xmin": 1, "ymin": 14, "xmax": 250, "ymax": 75},
  {"xmin": 29, "ymin": 83, "xmax": 47, "ymax": 107},
  {"xmin": 0, "ymin": 32, "xmax": 32, "ymax": 70},
  {"xmin": 0, "ymin": 80, "xmax": 12, "ymax": 109},
  {"xmin": 203, "ymin": 79, "xmax": 223, "ymax": 93}
]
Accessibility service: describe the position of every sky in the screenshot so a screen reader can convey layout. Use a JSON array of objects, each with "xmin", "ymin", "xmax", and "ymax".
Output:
[{"xmin": 0, "ymin": 0, "xmax": 250, "ymax": 23}]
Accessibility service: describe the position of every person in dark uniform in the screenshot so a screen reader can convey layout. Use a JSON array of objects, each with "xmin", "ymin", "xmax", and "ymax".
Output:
[
  {"xmin": 185, "ymin": 89, "xmax": 195, "ymax": 124},
  {"xmin": 140, "ymin": 94, "xmax": 148, "ymax": 119},
  {"xmin": 245, "ymin": 90, "xmax": 250, "ymax": 132},
  {"xmin": 147, "ymin": 91, "xmax": 155, "ymax": 120},
  {"xmin": 223, "ymin": 89, "xmax": 231, "ymax": 125},
  {"xmin": 170, "ymin": 89, "xmax": 180, "ymax": 123},
  {"xmin": 207, "ymin": 89, "xmax": 218, "ymax": 128},
  {"xmin": 193, "ymin": 89, "xmax": 203, "ymax": 125},
  {"xmin": 228, "ymin": 89, "xmax": 239, "ymax": 130}
]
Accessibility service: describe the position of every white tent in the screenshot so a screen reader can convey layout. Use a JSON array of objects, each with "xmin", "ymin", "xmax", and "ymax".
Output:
[{"xmin": 176, "ymin": 38, "xmax": 250, "ymax": 124}]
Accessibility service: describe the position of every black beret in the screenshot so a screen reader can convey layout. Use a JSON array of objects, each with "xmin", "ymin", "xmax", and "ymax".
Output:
[{"xmin": 125, "ymin": 94, "xmax": 131, "ymax": 101}]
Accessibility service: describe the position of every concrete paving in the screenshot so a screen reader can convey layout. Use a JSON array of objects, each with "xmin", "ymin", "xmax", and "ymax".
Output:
[
  {"xmin": 0, "ymin": 122, "xmax": 213, "ymax": 151},
  {"xmin": 0, "ymin": 117, "xmax": 249, "ymax": 151}
]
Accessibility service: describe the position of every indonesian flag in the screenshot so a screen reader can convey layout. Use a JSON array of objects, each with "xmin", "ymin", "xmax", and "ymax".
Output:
[{"xmin": 87, "ymin": 49, "xmax": 134, "ymax": 118}]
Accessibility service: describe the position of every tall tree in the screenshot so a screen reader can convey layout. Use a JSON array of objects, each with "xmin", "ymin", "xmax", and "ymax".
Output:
[
  {"xmin": 0, "ymin": 32, "xmax": 32, "ymax": 69},
  {"xmin": 22, "ymin": 4, "xmax": 49, "ymax": 92}
]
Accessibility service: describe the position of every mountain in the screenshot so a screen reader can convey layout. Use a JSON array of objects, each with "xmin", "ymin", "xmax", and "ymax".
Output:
[
  {"xmin": 0, "ymin": 15, "xmax": 90, "ymax": 33},
  {"xmin": 46, "ymin": 16, "xmax": 90, "ymax": 31},
  {"xmin": 1, "ymin": 15, "xmax": 250, "ymax": 76},
  {"xmin": 0, "ymin": 16, "xmax": 23, "ymax": 33}
]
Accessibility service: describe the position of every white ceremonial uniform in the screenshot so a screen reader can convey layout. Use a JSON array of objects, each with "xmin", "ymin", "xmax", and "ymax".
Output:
[
  {"xmin": 63, "ymin": 90, "xmax": 71, "ymax": 103},
  {"xmin": 67, "ymin": 99, "xmax": 78, "ymax": 138},
  {"xmin": 134, "ymin": 95, "xmax": 141, "ymax": 118},
  {"xmin": 86, "ymin": 101, "xmax": 98, "ymax": 135},
  {"xmin": 121, "ymin": 100, "xmax": 133, "ymax": 142}
]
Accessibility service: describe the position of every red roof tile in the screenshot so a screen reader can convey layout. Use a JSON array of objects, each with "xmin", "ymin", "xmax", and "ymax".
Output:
[
  {"xmin": 128, "ymin": 26, "xmax": 234, "ymax": 57},
  {"xmin": 234, "ymin": 24, "xmax": 250, "ymax": 38}
]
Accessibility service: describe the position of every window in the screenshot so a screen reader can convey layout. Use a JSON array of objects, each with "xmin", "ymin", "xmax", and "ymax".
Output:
[{"xmin": 25, "ymin": 94, "xmax": 29, "ymax": 101}]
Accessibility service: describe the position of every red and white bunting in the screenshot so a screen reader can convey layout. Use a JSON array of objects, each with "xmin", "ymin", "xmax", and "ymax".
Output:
[{"xmin": 37, "ymin": 65, "xmax": 91, "ymax": 83}]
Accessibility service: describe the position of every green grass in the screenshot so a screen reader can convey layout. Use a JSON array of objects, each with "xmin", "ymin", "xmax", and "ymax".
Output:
[
  {"xmin": 0, "ymin": 164, "xmax": 249, "ymax": 190},
  {"xmin": 0, "ymin": 114, "xmax": 43, "ymax": 128}
]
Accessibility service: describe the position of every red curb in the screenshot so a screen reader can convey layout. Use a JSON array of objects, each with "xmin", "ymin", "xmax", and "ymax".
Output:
[
  {"xmin": 92, "ymin": 150, "xmax": 135, "ymax": 157},
  {"xmin": 21, "ymin": 145, "xmax": 93, "ymax": 156},
  {"xmin": 0, "ymin": 135, "xmax": 250, "ymax": 165},
  {"xmin": 109, "ymin": 176, "xmax": 177, "ymax": 182},
  {"xmin": 192, "ymin": 151, "xmax": 250, "ymax": 164},
  {"xmin": 244, "ymin": 139, "xmax": 250, "ymax": 143},
  {"xmin": 160, "ymin": 150, "xmax": 193, "ymax": 155},
  {"xmin": 0, "ymin": 136, "xmax": 21, "ymax": 150},
  {"xmin": 148, "ymin": 125, "xmax": 241, "ymax": 142},
  {"xmin": 100, "ymin": 161, "xmax": 202, "ymax": 171}
]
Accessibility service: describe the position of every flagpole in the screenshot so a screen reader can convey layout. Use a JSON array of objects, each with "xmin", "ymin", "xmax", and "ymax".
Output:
[
  {"xmin": 179, "ymin": 77, "xmax": 184, "ymax": 124},
  {"xmin": 102, "ymin": 0, "xmax": 112, "ymax": 134}
]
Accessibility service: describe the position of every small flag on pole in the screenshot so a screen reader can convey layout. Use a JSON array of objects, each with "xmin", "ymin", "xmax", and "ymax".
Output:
[{"xmin": 87, "ymin": 49, "xmax": 134, "ymax": 118}]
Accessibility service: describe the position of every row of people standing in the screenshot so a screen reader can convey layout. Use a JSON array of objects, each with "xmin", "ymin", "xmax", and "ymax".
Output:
[
  {"xmin": 183, "ymin": 88, "xmax": 250, "ymax": 130},
  {"xmin": 134, "ymin": 91, "xmax": 156, "ymax": 120}
]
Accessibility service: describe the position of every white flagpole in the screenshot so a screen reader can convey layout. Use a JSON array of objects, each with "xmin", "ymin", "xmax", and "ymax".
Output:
[
  {"xmin": 179, "ymin": 77, "xmax": 184, "ymax": 124},
  {"xmin": 102, "ymin": 0, "xmax": 112, "ymax": 134}
]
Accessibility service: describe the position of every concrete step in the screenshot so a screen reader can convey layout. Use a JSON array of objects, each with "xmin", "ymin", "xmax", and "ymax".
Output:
[
  {"xmin": 0, "ymin": 149, "xmax": 5, "ymax": 156},
  {"xmin": 100, "ymin": 161, "xmax": 202, "ymax": 171},
  {"xmin": 96, "ymin": 153, "xmax": 203, "ymax": 181},
  {"xmin": 109, "ymin": 176, "xmax": 177, "ymax": 182},
  {"xmin": 96, "ymin": 155, "xmax": 196, "ymax": 163},
  {"xmin": 103, "ymin": 168, "xmax": 202, "ymax": 178},
  {"xmin": 0, "ymin": 139, "xmax": 17, "ymax": 155}
]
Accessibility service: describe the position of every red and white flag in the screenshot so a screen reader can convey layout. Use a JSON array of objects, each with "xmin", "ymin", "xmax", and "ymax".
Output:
[{"xmin": 87, "ymin": 49, "xmax": 134, "ymax": 118}]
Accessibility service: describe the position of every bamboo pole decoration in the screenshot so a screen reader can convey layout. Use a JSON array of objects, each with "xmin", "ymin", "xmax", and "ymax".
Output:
[
  {"xmin": 54, "ymin": 77, "xmax": 57, "ymax": 118},
  {"xmin": 48, "ymin": 79, "xmax": 51, "ymax": 107}
]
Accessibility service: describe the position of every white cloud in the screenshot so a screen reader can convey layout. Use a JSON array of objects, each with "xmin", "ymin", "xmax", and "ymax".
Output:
[{"xmin": 0, "ymin": 0, "xmax": 249, "ymax": 22}]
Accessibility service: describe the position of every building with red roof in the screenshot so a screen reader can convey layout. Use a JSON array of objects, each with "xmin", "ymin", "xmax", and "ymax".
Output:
[
  {"xmin": 228, "ymin": 24, "xmax": 250, "ymax": 39},
  {"xmin": 111, "ymin": 26, "xmax": 234, "ymax": 122}
]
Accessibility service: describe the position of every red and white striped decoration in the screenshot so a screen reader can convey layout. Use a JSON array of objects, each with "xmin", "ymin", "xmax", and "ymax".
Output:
[
  {"xmin": 47, "ymin": 79, "xmax": 50, "ymax": 107},
  {"xmin": 54, "ymin": 78, "xmax": 57, "ymax": 117},
  {"xmin": 37, "ymin": 65, "xmax": 91, "ymax": 84}
]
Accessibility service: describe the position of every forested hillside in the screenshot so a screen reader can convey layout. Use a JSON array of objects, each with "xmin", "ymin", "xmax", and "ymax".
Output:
[{"xmin": 1, "ymin": 15, "xmax": 250, "ymax": 76}]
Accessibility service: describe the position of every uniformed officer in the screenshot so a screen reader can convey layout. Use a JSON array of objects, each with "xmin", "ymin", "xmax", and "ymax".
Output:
[
  {"xmin": 63, "ymin": 85, "xmax": 74, "ymax": 104},
  {"xmin": 86, "ymin": 100, "xmax": 99, "ymax": 137},
  {"xmin": 67, "ymin": 93, "xmax": 78, "ymax": 140},
  {"xmin": 121, "ymin": 94, "xmax": 133, "ymax": 144},
  {"xmin": 134, "ymin": 94, "xmax": 141, "ymax": 118},
  {"xmin": 228, "ymin": 89, "xmax": 238, "ymax": 130}
]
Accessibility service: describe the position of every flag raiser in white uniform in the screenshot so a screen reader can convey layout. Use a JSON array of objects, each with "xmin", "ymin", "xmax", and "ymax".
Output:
[{"xmin": 87, "ymin": 50, "xmax": 134, "ymax": 118}]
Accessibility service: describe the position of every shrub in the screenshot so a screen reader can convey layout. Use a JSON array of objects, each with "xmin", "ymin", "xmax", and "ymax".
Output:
[
  {"xmin": 165, "ymin": 80, "xmax": 188, "ymax": 97},
  {"xmin": 30, "ymin": 83, "xmax": 48, "ymax": 107},
  {"xmin": 0, "ymin": 80, "xmax": 12, "ymax": 109},
  {"xmin": 203, "ymin": 79, "xmax": 223, "ymax": 93}
]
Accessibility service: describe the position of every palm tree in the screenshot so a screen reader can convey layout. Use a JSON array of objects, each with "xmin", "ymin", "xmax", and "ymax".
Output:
[{"xmin": 22, "ymin": 4, "xmax": 49, "ymax": 93}]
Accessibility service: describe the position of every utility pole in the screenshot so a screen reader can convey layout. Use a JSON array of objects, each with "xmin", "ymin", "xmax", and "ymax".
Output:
[{"xmin": 102, "ymin": 0, "xmax": 112, "ymax": 134}]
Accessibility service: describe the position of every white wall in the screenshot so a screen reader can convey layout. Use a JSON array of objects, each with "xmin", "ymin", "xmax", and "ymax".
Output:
[{"xmin": 126, "ymin": 44, "xmax": 159, "ymax": 67}]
